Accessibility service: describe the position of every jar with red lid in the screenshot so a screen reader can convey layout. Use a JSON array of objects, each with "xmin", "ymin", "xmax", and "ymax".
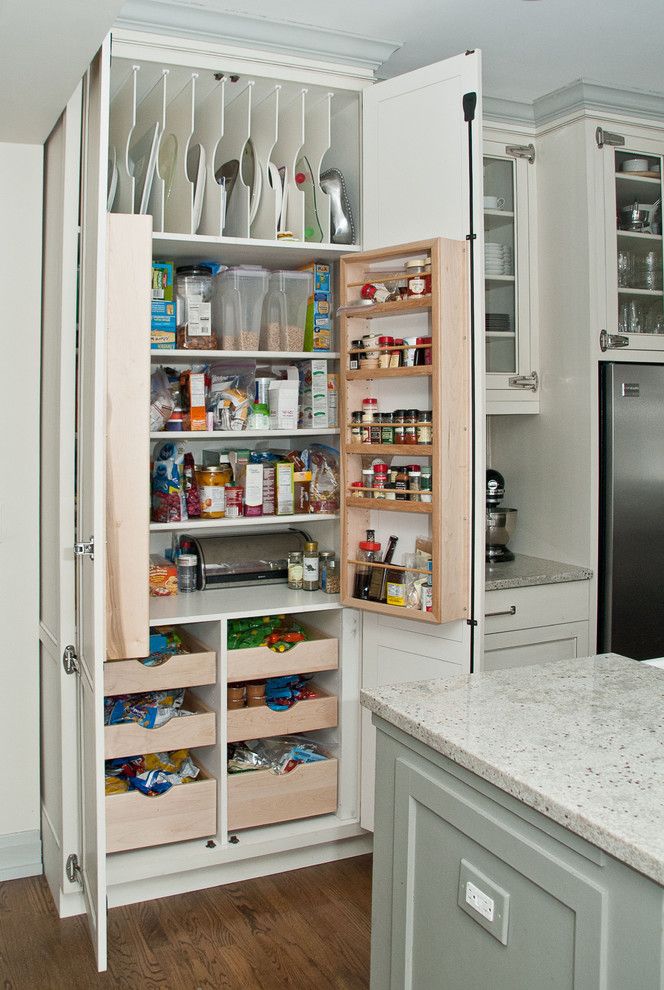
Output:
[
  {"xmin": 354, "ymin": 530, "xmax": 382, "ymax": 600},
  {"xmin": 373, "ymin": 466, "xmax": 388, "ymax": 498},
  {"xmin": 393, "ymin": 409, "xmax": 406, "ymax": 444},
  {"xmin": 362, "ymin": 397, "xmax": 378, "ymax": 421},
  {"xmin": 392, "ymin": 340, "xmax": 404, "ymax": 368},
  {"xmin": 415, "ymin": 337, "xmax": 431, "ymax": 366},
  {"xmin": 378, "ymin": 335, "xmax": 394, "ymax": 369}
]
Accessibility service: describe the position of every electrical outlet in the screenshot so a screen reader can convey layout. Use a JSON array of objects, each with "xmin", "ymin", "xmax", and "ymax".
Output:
[
  {"xmin": 458, "ymin": 860, "xmax": 510, "ymax": 945},
  {"xmin": 465, "ymin": 880, "xmax": 495, "ymax": 921}
]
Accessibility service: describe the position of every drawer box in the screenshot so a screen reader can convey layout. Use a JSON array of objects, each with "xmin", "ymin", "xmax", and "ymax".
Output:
[
  {"xmin": 106, "ymin": 768, "xmax": 216, "ymax": 853},
  {"xmin": 104, "ymin": 631, "xmax": 216, "ymax": 695},
  {"xmin": 227, "ymin": 759, "xmax": 338, "ymax": 831},
  {"xmin": 484, "ymin": 582, "xmax": 590, "ymax": 635},
  {"xmin": 227, "ymin": 624, "xmax": 338, "ymax": 682},
  {"xmin": 104, "ymin": 692, "xmax": 216, "ymax": 759},
  {"xmin": 226, "ymin": 690, "xmax": 337, "ymax": 744}
]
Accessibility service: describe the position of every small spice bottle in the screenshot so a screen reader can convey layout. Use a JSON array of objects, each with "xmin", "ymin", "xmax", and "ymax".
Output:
[
  {"xmin": 392, "ymin": 340, "xmax": 404, "ymax": 367},
  {"xmin": 362, "ymin": 466, "xmax": 375, "ymax": 497},
  {"xmin": 371, "ymin": 415, "xmax": 382, "ymax": 445},
  {"xmin": 362, "ymin": 397, "xmax": 378, "ymax": 421},
  {"xmin": 177, "ymin": 554, "xmax": 197, "ymax": 593},
  {"xmin": 351, "ymin": 410, "xmax": 363, "ymax": 443},
  {"xmin": 322, "ymin": 556, "xmax": 340, "ymax": 594},
  {"xmin": 404, "ymin": 409, "xmax": 419, "ymax": 444},
  {"xmin": 417, "ymin": 410, "xmax": 433, "ymax": 445},
  {"xmin": 381, "ymin": 411, "xmax": 394, "ymax": 444},
  {"xmin": 393, "ymin": 409, "xmax": 406, "ymax": 444},
  {"xmin": 302, "ymin": 541, "xmax": 320, "ymax": 591},
  {"xmin": 421, "ymin": 467, "xmax": 432, "ymax": 503},
  {"xmin": 319, "ymin": 550, "xmax": 335, "ymax": 591},
  {"xmin": 407, "ymin": 465, "xmax": 422, "ymax": 502},
  {"xmin": 288, "ymin": 551, "xmax": 304, "ymax": 590},
  {"xmin": 350, "ymin": 339, "xmax": 364, "ymax": 371},
  {"xmin": 378, "ymin": 336, "xmax": 393, "ymax": 368},
  {"xmin": 395, "ymin": 466, "xmax": 409, "ymax": 500}
]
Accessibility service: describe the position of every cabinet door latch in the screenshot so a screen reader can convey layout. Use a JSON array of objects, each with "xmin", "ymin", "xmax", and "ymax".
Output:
[
  {"xmin": 600, "ymin": 329, "xmax": 629, "ymax": 352},
  {"xmin": 505, "ymin": 143, "xmax": 535, "ymax": 164},
  {"xmin": 595, "ymin": 127, "xmax": 625, "ymax": 149},
  {"xmin": 73, "ymin": 537, "xmax": 94, "ymax": 560},
  {"xmin": 66, "ymin": 853, "xmax": 82, "ymax": 885},
  {"xmin": 508, "ymin": 371, "xmax": 539, "ymax": 392},
  {"xmin": 62, "ymin": 645, "xmax": 79, "ymax": 676}
]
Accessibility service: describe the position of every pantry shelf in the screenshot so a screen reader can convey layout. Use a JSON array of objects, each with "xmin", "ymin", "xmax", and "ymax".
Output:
[
  {"xmin": 149, "ymin": 586, "xmax": 342, "ymax": 625},
  {"xmin": 150, "ymin": 513, "xmax": 339, "ymax": 532},
  {"xmin": 150, "ymin": 429, "xmax": 340, "ymax": 440},
  {"xmin": 152, "ymin": 232, "xmax": 362, "ymax": 267},
  {"xmin": 345, "ymin": 443, "xmax": 433, "ymax": 456},
  {"xmin": 345, "ymin": 496, "xmax": 432, "ymax": 514},
  {"xmin": 150, "ymin": 350, "xmax": 341, "ymax": 362},
  {"xmin": 340, "ymin": 295, "xmax": 432, "ymax": 319},
  {"xmin": 345, "ymin": 366, "xmax": 432, "ymax": 381}
]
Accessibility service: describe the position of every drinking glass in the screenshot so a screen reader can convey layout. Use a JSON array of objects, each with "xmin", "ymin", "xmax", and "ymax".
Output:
[{"xmin": 617, "ymin": 249, "xmax": 632, "ymax": 287}]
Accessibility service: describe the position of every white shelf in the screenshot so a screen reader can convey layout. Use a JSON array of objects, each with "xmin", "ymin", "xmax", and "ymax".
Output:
[
  {"xmin": 150, "ymin": 428, "xmax": 340, "ymax": 440},
  {"xmin": 484, "ymin": 209, "xmax": 515, "ymax": 220},
  {"xmin": 617, "ymin": 288, "xmax": 663, "ymax": 297},
  {"xmin": 150, "ymin": 512, "xmax": 339, "ymax": 532},
  {"xmin": 615, "ymin": 172, "xmax": 660, "ymax": 186},
  {"xmin": 616, "ymin": 230, "xmax": 662, "ymax": 242},
  {"xmin": 149, "ymin": 586, "xmax": 343, "ymax": 624},
  {"xmin": 152, "ymin": 232, "xmax": 361, "ymax": 267},
  {"xmin": 151, "ymin": 350, "xmax": 340, "ymax": 362},
  {"xmin": 485, "ymin": 274, "xmax": 515, "ymax": 283},
  {"xmin": 485, "ymin": 331, "xmax": 516, "ymax": 338}
]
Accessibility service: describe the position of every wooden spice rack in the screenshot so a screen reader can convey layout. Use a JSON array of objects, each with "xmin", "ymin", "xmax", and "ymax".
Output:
[{"xmin": 339, "ymin": 238, "xmax": 471, "ymax": 624}]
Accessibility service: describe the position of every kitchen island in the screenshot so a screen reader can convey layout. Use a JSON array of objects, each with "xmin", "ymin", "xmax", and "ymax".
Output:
[{"xmin": 362, "ymin": 654, "xmax": 664, "ymax": 989}]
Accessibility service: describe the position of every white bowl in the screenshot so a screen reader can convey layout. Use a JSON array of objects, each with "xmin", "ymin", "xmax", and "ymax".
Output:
[{"xmin": 622, "ymin": 158, "xmax": 649, "ymax": 172}]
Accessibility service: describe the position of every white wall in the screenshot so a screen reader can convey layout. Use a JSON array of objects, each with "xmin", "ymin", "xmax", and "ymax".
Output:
[{"xmin": 0, "ymin": 142, "xmax": 43, "ymax": 877}]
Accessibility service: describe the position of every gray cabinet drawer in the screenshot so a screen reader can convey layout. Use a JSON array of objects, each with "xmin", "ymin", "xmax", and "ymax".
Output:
[{"xmin": 484, "ymin": 582, "xmax": 589, "ymax": 634}]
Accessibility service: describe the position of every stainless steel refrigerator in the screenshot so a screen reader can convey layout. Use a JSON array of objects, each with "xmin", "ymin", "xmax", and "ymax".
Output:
[{"xmin": 598, "ymin": 363, "xmax": 664, "ymax": 660}]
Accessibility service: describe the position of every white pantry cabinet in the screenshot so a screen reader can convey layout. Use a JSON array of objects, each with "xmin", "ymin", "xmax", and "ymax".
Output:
[
  {"xmin": 483, "ymin": 126, "xmax": 539, "ymax": 413},
  {"xmin": 40, "ymin": 31, "xmax": 486, "ymax": 971}
]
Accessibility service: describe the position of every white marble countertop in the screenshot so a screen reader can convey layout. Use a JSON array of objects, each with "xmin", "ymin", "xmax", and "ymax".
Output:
[
  {"xmin": 362, "ymin": 654, "xmax": 664, "ymax": 885},
  {"xmin": 485, "ymin": 553, "xmax": 592, "ymax": 591}
]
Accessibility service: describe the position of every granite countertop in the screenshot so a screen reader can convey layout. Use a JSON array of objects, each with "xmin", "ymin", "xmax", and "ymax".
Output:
[
  {"xmin": 362, "ymin": 655, "xmax": 664, "ymax": 885},
  {"xmin": 485, "ymin": 553, "xmax": 592, "ymax": 591}
]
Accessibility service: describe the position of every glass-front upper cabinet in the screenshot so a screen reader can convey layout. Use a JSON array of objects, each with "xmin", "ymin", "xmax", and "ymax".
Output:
[
  {"xmin": 598, "ymin": 124, "xmax": 664, "ymax": 357},
  {"xmin": 483, "ymin": 134, "xmax": 538, "ymax": 413}
]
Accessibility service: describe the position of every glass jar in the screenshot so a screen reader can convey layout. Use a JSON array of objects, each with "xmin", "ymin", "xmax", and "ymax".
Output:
[
  {"xmin": 362, "ymin": 467, "xmax": 375, "ymax": 497},
  {"xmin": 350, "ymin": 339, "xmax": 364, "ymax": 371},
  {"xmin": 246, "ymin": 682, "xmax": 266, "ymax": 707},
  {"xmin": 373, "ymin": 468, "xmax": 388, "ymax": 498},
  {"xmin": 381, "ymin": 412, "xmax": 394, "ymax": 444},
  {"xmin": 302, "ymin": 541, "xmax": 319, "ymax": 591},
  {"xmin": 196, "ymin": 464, "xmax": 230, "ymax": 518},
  {"xmin": 378, "ymin": 336, "xmax": 393, "ymax": 368},
  {"xmin": 421, "ymin": 467, "xmax": 432, "ymax": 503},
  {"xmin": 395, "ymin": 466, "xmax": 409, "ymax": 500},
  {"xmin": 392, "ymin": 340, "xmax": 404, "ymax": 368},
  {"xmin": 227, "ymin": 684, "xmax": 246, "ymax": 710},
  {"xmin": 417, "ymin": 411, "xmax": 433, "ymax": 445},
  {"xmin": 371, "ymin": 416, "xmax": 382, "ymax": 445},
  {"xmin": 407, "ymin": 466, "xmax": 422, "ymax": 502},
  {"xmin": 393, "ymin": 409, "xmax": 406, "ymax": 444},
  {"xmin": 177, "ymin": 554, "xmax": 197, "ymax": 593},
  {"xmin": 362, "ymin": 397, "xmax": 378, "ymax": 421},
  {"xmin": 351, "ymin": 410, "xmax": 363, "ymax": 443},
  {"xmin": 175, "ymin": 265, "xmax": 217, "ymax": 349},
  {"xmin": 404, "ymin": 409, "xmax": 419, "ymax": 444},
  {"xmin": 353, "ymin": 531, "xmax": 381, "ymax": 600},
  {"xmin": 288, "ymin": 551, "xmax": 304, "ymax": 590},
  {"xmin": 322, "ymin": 556, "xmax": 340, "ymax": 594},
  {"xmin": 319, "ymin": 550, "xmax": 335, "ymax": 591}
]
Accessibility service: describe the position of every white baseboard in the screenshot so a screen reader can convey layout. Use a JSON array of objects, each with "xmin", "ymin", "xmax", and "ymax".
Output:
[{"xmin": 0, "ymin": 830, "xmax": 42, "ymax": 882}]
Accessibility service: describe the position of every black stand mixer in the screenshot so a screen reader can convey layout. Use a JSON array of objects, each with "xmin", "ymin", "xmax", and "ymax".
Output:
[{"xmin": 486, "ymin": 469, "xmax": 517, "ymax": 563}]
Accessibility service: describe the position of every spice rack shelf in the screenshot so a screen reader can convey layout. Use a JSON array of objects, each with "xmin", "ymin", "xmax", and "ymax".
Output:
[
  {"xmin": 345, "ymin": 497, "xmax": 432, "ymax": 514},
  {"xmin": 150, "ymin": 429, "xmax": 340, "ymax": 440},
  {"xmin": 339, "ymin": 238, "xmax": 471, "ymax": 626},
  {"xmin": 340, "ymin": 295, "xmax": 432, "ymax": 319},
  {"xmin": 345, "ymin": 366, "xmax": 432, "ymax": 381}
]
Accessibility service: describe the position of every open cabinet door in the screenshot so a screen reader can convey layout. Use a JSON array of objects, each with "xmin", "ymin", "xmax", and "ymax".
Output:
[{"xmin": 75, "ymin": 38, "xmax": 110, "ymax": 972}]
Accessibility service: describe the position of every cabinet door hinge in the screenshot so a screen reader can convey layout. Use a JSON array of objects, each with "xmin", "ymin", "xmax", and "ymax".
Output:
[
  {"xmin": 73, "ymin": 536, "xmax": 94, "ymax": 560},
  {"xmin": 600, "ymin": 329, "xmax": 629, "ymax": 352},
  {"xmin": 505, "ymin": 143, "xmax": 535, "ymax": 164},
  {"xmin": 508, "ymin": 371, "xmax": 539, "ymax": 392},
  {"xmin": 66, "ymin": 853, "xmax": 82, "ymax": 885},
  {"xmin": 596, "ymin": 127, "xmax": 625, "ymax": 149},
  {"xmin": 62, "ymin": 645, "xmax": 79, "ymax": 676}
]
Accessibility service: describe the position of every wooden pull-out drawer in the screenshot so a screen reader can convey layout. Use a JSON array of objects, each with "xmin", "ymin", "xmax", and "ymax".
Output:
[
  {"xmin": 104, "ymin": 692, "xmax": 216, "ymax": 759},
  {"xmin": 104, "ymin": 631, "xmax": 216, "ymax": 695},
  {"xmin": 227, "ymin": 624, "xmax": 338, "ymax": 682},
  {"xmin": 226, "ymin": 690, "xmax": 337, "ymax": 744},
  {"xmin": 106, "ymin": 767, "xmax": 216, "ymax": 853},
  {"xmin": 227, "ymin": 759, "xmax": 338, "ymax": 831}
]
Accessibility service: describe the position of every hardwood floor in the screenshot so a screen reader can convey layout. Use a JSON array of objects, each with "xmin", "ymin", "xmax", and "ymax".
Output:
[{"xmin": 0, "ymin": 854, "xmax": 372, "ymax": 989}]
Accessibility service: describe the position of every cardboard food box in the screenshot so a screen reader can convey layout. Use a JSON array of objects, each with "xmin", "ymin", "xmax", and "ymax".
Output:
[
  {"xmin": 300, "ymin": 262, "xmax": 333, "ymax": 352},
  {"xmin": 275, "ymin": 462, "xmax": 295, "ymax": 515},
  {"xmin": 149, "ymin": 554, "xmax": 178, "ymax": 597},
  {"xmin": 298, "ymin": 360, "xmax": 328, "ymax": 428},
  {"xmin": 151, "ymin": 261, "xmax": 176, "ymax": 350}
]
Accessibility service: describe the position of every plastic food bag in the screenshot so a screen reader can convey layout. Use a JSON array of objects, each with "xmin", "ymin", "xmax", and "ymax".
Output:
[
  {"xmin": 307, "ymin": 444, "xmax": 340, "ymax": 514},
  {"xmin": 152, "ymin": 440, "xmax": 186, "ymax": 523},
  {"xmin": 208, "ymin": 360, "xmax": 255, "ymax": 431},
  {"xmin": 105, "ymin": 749, "xmax": 199, "ymax": 796},
  {"xmin": 150, "ymin": 367, "xmax": 175, "ymax": 432},
  {"xmin": 104, "ymin": 689, "xmax": 192, "ymax": 729},
  {"xmin": 227, "ymin": 735, "xmax": 331, "ymax": 775}
]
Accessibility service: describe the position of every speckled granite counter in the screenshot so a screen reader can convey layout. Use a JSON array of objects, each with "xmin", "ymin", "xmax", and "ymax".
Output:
[
  {"xmin": 485, "ymin": 552, "xmax": 592, "ymax": 591},
  {"xmin": 362, "ymin": 654, "xmax": 664, "ymax": 884}
]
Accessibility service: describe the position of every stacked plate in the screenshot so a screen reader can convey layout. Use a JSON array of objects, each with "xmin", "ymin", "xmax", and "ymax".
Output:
[
  {"xmin": 485, "ymin": 241, "xmax": 513, "ymax": 276},
  {"xmin": 485, "ymin": 313, "xmax": 511, "ymax": 333}
]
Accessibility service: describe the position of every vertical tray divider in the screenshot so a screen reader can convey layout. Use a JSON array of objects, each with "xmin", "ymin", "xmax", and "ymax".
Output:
[
  {"xmin": 109, "ymin": 64, "xmax": 139, "ymax": 215},
  {"xmin": 250, "ymin": 85, "xmax": 280, "ymax": 240},
  {"xmin": 162, "ymin": 73, "xmax": 197, "ymax": 234},
  {"xmin": 194, "ymin": 77, "xmax": 226, "ymax": 237}
]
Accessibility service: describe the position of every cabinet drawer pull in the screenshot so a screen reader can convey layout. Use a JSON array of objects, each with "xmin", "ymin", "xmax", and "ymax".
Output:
[{"xmin": 484, "ymin": 605, "xmax": 517, "ymax": 618}]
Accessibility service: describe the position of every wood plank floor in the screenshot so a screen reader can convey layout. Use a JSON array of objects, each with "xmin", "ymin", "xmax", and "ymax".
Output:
[{"xmin": 0, "ymin": 854, "xmax": 372, "ymax": 989}]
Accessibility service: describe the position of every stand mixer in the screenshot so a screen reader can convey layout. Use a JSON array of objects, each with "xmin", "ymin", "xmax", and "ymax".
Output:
[{"xmin": 486, "ymin": 469, "xmax": 517, "ymax": 563}]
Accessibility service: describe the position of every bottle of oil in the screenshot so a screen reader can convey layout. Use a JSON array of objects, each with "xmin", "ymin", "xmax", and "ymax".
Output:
[
  {"xmin": 353, "ymin": 530, "xmax": 381, "ymax": 600},
  {"xmin": 368, "ymin": 535, "xmax": 398, "ymax": 602}
]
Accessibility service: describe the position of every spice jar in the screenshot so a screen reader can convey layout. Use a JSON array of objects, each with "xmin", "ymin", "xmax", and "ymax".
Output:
[
  {"xmin": 322, "ymin": 556, "xmax": 340, "ymax": 594},
  {"xmin": 420, "ymin": 336, "xmax": 433, "ymax": 366},
  {"xmin": 381, "ymin": 411, "xmax": 394, "ymax": 444},
  {"xmin": 395, "ymin": 466, "xmax": 409, "ymax": 500},
  {"xmin": 302, "ymin": 541, "xmax": 319, "ymax": 591},
  {"xmin": 417, "ymin": 410, "xmax": 433, "ymax": 445},
  {"xmin": 373, "ymin": 464, "xmax": 388, "ymax": 498},
  {"xmin": 319, "ymin": 551, "xmax": 335, "ymax": 591},
  {"xmin": 404, "ymin": 409, "xmax": 419, "ymax": 444},
  {"xmin": 362, "ymin": 466, "xmax": 375, "ymax": 497},
  {"xmin": 177, "ymin": 553, "xmax": 197, "ymax": 593},
  {"xmin": 196, "ymin": 464, "xmax": 230, "ymax": 519},
  {"xmin": 393, "ymin": 410, "xmax": 406, "ymax": 444},
  {"xmin": 350, "ymin": 339, "xmax": 364, "ymax": 371},
  {"xmin": 378, "ymin": 336, "xmax": 394, "ymax": 368},
  {"xmin": 371, "ymin": 415, "xmax": 382, "ymax": 445},
  {"xmin": 392, "ymin": 340, "xmax": 404, "ymax": 368},
  {"xmin": 407, "ymin": 466, "xmax": 422, "ymax": 502},
  {"xmin": 288, "ymin": 551, "xmax": 304, "ymax": 590},
  {"xmin": 362, "ymin": 334, "xmax": 380, "ymax": 368},
  {"xmin": 421, "ymin": 467, "xmax": 432, "ymax": 503},
  {"xmin": 246, "ymin": 682, "xmax": 266, "ymax": 708},
  {"xmin": 405, "ymin": 258, "xmax": 428, "ymax": 297},
  {"xmin": 351, "ymin": 410, "xmax": 363, "ymax": 443},
  {"xmin": 175, "ymin": 265, "xmax": 217, "ymax": 349},
  {"xmin": 227, "ymin": 684, "xmax": 246, "ymax": 710}
]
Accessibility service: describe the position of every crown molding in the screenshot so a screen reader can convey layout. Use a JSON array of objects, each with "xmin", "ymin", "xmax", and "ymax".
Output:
[
  {"xmin": 533, "ymin": 79, "xmax": 664, "ymax": 128},
  {"xmin": 115, "ymin": 1, "xmax": 401, "ymax": 73},
  {"xmin": 483, "ymin": 96, "xmax": 535, "ymax": 127}
]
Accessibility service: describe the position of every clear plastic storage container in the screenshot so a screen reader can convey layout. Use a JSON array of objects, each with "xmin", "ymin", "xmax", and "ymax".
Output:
[
  {"xmin": 212, "ymin": 266, "xmax": 269, "ymax": 351},
  {"xmin": 261, "ymin": 270, "xmax": 313, "ymax": 352}
]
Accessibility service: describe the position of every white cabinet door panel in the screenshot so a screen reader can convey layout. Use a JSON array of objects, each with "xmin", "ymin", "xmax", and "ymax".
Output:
[{"xmin": 483, "ymin": 621, "xmax": 590, "ymax": 672}]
